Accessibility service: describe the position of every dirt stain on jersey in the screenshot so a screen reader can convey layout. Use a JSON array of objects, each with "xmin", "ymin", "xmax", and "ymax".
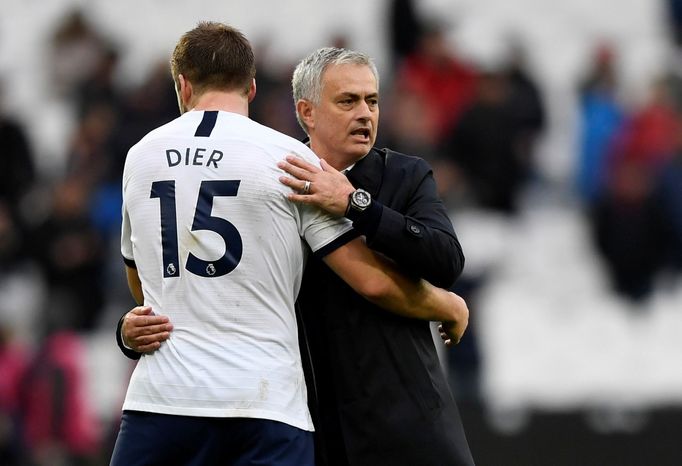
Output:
[{"xmin": 259, "ymin": 379, "xmax": 269, "ymax": 401}]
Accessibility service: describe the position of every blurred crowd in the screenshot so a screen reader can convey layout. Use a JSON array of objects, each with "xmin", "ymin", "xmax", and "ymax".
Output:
[{"xmin": 1, "ymin": 1, "xmax": 682, "ymax": 464}]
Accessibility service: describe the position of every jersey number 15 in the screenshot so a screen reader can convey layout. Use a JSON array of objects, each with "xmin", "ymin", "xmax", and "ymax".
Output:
[{"xmin": 151, "ymin": 180, "xmax": 243, "ymax": 278}]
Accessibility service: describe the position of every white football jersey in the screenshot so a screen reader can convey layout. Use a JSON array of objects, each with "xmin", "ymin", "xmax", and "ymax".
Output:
[{"xmin": 120, "ymin": 110, "xmax": 355, "ymax": 431}]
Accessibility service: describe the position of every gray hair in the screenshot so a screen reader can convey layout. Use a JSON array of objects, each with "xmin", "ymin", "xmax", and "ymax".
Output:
[{"xmin": 292, "ymin": 47, "xmax": 379, "ymax": 133}]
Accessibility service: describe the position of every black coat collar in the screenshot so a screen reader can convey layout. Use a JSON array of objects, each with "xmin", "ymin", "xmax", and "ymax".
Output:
[
  {"xmin": 301, "ymin": 137, "xmax": 385, "ymax": 197},
  {"xmin": 346, "ymin": 148, "xmax": 385, "ymax": 197}
]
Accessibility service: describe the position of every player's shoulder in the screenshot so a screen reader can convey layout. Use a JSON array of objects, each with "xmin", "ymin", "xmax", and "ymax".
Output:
[
  {"xmin": 246, "ymin": 120, "xmax": 317, "ymax": 162},
  {"xmin": 250, "ymin": 119, "xmax": 306, "ymax": 147}
]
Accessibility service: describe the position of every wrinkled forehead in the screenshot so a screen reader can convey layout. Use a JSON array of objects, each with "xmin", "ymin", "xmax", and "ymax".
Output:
[{"xmin": 321, "ymin": 63, "xmax": 378, "ymax": 96}]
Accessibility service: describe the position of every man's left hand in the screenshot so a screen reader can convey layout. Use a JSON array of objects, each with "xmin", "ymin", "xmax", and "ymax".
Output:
[
  {"xmin": 437, "ymin": 293, "xmax": 469, "ymax": 347},
  {"xmin": 438, "ymin": 321, "xmax": 464, "ymax": 347},
  {"xmin": 278, "ymin": 155, "xmax": 355, "ymax": 217}
]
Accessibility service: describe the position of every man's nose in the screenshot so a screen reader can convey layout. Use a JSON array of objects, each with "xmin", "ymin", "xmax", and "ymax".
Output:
[{"xmin": 356, "ymin": 100, "xmax": 373, "ymax": 119}]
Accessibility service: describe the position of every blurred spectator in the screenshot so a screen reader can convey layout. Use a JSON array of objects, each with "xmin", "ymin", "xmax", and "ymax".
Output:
[
  {"xmin": 503, "ymin": 39, "xmax": 546, "ymax": 177},
  {"xmin": 440, "ymin": 68, "xmax": 530, "ymax": 214},
  {"xmin": 66, "ymin": 102, "xmax": 118, "ymax": 187},
  {"xmin": 250, "ymin": 41, "xmax": 303, "ymax": 139},
  {"xmin": 661, "ymin": 48, "xmax": 682, "ymax": 115},
  {"xmin": 388, "ymin": 20, "xmax": 479, "ymax": 207},
  {"xmin": 66, "ymin": 101, "xmax": 124, "ymax": 245},
  {"xmin": 19, "ymin": 331, "xmax": 101, "ymax": 466},
  {"xmin": 576, "ymin": 43, "xmax": 626, "ymax": 203},
  {"xmin": 446, "ymin": 277, "xmax": 483, "ymax": 403},
  {"xmin": 654, "ymin": 126, "xmax": 682, "ymax": 272},
  {"xmin": 591, "ymin": 158, "xmax": 670, "ymax": 301},
  {"xmin": 380, "ymin": 86, "xmax": 440, "ymax": 160},
  {"xmin": 589, "ymin": 76, "xmax": 680, "ymax": 301},
  {"xmin": 394, "ymin": 20, "xmax": 477, "ymax": 145},
  {"xmin": 388, "ymin": 0, "xmax": 423, "ymax": 69},
  {"xmin": 613, "ymin": 78, "xmax": 678, "ymax": 169},
  {"xmin": 74, "ymin": 46, "xmax": 122, "ymax": 120},
  {"xmin": 0, "ymin": 86, "xmax": 36, "ymax": 269},
  {"xmin": 328, "ymin": 33, "xmax": 350, "ymax": 50},
  {"xmin": 49, "ymin": 9, "xmax": 113, "ymax": 99},
  {"xmin": 667, "ymin": 0, "xmax": 682, "ymax": 48},
  {"xmin": 108, "ymin": 61, "xmax": 178, "ymax": 184},
  {"xmin": 0, "ymin": 325, "xmax": 29, "ymax": 466},
  {"xmin": 29, "ymin": 177, "xmax": 105, "ymax": 334}
]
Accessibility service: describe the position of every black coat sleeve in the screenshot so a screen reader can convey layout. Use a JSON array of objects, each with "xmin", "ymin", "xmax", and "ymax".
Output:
[{"xmin": 352, "ymin": 154, "xmax": 464, "ymax": 288}]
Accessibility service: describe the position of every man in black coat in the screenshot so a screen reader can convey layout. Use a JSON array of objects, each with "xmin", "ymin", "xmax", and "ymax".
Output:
[
  {"xmin": 118, "ymin": 47, "xmax": 474, "ymax": 466},
  {"xmin": 279, "ymin": 47, "xmax": 474, "ymax": 466}
]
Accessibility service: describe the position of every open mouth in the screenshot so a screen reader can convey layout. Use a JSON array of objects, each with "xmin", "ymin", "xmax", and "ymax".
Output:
[{"xmin": 351, "ymin": 128, "xmax": 371, "ymax": 139}]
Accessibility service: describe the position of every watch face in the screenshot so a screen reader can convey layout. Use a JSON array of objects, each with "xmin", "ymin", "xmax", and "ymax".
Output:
[{"xmin": 353, "ymin": 190, "xmax": 371, "ymax": 208}]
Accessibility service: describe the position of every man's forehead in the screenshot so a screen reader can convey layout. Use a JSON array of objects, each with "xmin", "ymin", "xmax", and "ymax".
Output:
[{"xmin": 322, "ymin": 63, "xmax": 378, "ymax": 94}]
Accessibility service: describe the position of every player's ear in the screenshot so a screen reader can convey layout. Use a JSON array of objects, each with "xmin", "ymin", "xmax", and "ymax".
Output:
[
  {"xmin": 247, "ymin": 79, "xmax": 256, "ymax": 103},
  {"xmin": 178, "ymin": 74, "xmax": 193, "ymax": 107},
  {"xmin": 297, "ymin": 99, "xmax": 315, "ymax": 130}
]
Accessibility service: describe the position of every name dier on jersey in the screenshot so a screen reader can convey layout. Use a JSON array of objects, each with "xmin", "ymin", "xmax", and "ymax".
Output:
[{"xmin": 166, "ymin": 147, "xmax": 224, "ymax": 168}]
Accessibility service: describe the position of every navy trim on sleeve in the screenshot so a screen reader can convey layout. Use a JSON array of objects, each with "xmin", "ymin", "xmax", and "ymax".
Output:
[
  {"xmin": 123, "ymin": 257, "xmax": 137, "ymax": 269},
  {"xmin": 313, "ymin": 229, "xmax": 360, "ymax": 259},
  {"xmin": 194, "ymin": 110, "xmax": 218, "ymax": 137},
  {"xmin": 116, "ymin": 314, "xmax": 142, "ymax": 360}
]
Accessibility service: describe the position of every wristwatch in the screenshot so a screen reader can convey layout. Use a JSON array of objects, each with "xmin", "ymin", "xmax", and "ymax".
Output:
[{"xmin": 346, "ymin": 189, "xmax": 372, "ymax": 219}]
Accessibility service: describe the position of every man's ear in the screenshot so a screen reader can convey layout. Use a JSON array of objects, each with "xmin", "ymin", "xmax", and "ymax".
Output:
[
  {"xmin": 178, "ymin": 74, "xmax": 194, "ymax": 107},
  {"xmin": 247, "ymin": 79, "xmax": 257, "ymax": 103},
  {"xmin": 296, "ymin": 99, "xmax": 314, "ymax": 130},
  {"xmin": 178, "ymin": 74, "xmax": 193, "ymax": 108}
]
